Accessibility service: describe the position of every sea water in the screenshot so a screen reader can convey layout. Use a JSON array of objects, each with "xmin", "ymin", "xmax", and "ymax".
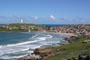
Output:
[{"xmin": 0, "ymin": 32, "xmax": 69, "ymax": 60}]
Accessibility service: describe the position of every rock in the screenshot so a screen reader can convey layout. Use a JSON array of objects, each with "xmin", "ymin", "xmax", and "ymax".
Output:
[
  {"xmin": 67, "ymin": 54, "xmax": 90, "ymax": 60},
  {"xmin": 82, "ymin": 40, "xmax": 90, "ymax": 43},
  {"xmin": 78, "ymin": 54, "xmax": 90, "ymax": 60},
  {"xmin": 34, "ymin": 48, "xmax": 53, "ymax": 58}
]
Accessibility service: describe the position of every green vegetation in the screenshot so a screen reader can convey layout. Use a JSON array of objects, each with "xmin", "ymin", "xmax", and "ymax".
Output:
[
  {"xmin": 45, "ymin": 36, "xmax": 90, "ymax": 60},
  {"xmin": 0, "ymin": 27, "xmax": 10, "ymax": 32},
  {"xmin": 0, "ymin": 24, "xmax": 46, "ymax": 32}
]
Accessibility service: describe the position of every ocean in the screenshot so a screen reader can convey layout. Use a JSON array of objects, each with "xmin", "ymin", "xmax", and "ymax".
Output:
[{"xmin": 0, "ymin": 32, "xmax": 69, "ymax": 60}]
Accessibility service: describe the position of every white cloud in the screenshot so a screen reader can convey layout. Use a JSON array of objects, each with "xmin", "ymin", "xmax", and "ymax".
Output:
[
  {"xmin": 31, "ymin": 16, "xmax": 38, "ymax": 20},
  {"xmin": 49, "ymin": 15, "xmax": 56, "ymax": 20}
]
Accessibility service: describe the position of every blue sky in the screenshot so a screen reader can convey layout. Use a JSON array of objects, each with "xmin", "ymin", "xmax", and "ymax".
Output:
[{"xmin": 0, "ymin": 0, "xmax": 90, "ymax": 24}]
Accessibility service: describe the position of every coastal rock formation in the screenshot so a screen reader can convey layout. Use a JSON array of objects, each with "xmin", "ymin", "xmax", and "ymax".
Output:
[
  {"xmin": 67, "ymin": 54, "xmax": 90, "ymax": 60},
  {"xmin": 82, "ymin": 40, "xmax": 90, "ymax": 43},
  {"xmin": 65, "ymin": 36, "xmax": 79, "ymax": 43},
  {"xmin": 17, "ymin": 48, "xmax": 54, "ymax": 60},
  {"xmin": 34, "ymin": 48, "xmax": 54, "ymax": 58}
]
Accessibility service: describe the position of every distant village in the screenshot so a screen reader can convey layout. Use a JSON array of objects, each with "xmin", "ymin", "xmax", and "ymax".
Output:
[
  {"xmin": 0, "ymin": 19, "xmax": 90, "ymax": 36},
  {"xmin": 0, "ymin": 19, "xmax": 90, "ymax": 37},
  {"xmin": 47, "ymin": 24, "xmax": 90, "ymax": 35},
  {"xmin": 0, "ymin": 19, "xmax": 46, "ymax": 32},
  {"xmin": 47, "ymin": 24, "xmax": 90, "ymax": 38},
  {"xmin": 0, "ymin": 20, "xmax": 90, "ymax": 60}
]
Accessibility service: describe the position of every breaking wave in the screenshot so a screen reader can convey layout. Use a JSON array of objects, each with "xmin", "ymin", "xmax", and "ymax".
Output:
[{"xmin": 0, "ymin": 33, "xmax": 54, "ymax": 60}]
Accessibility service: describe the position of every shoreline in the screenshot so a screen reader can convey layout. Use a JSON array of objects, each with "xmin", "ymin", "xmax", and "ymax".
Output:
[
  {"xmin": 44, "ymin": 32, "xmax": 77, "ymax": 36},
  {"xmin": 0, "ymin": 32, "xmax": 77, "ymax": 60},
  {"xmin": 17, "ymin": 32, "xmax": 77, "ymax": 60}
]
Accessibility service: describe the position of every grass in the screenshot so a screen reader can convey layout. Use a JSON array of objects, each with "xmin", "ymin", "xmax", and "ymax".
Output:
[
  {"xmin": 0, "ymin": 24, "xmax": 45, "ymax": 32},
  {"xmin": 45, "ymin": 37, "xmax": 90, "ymax": 60}
]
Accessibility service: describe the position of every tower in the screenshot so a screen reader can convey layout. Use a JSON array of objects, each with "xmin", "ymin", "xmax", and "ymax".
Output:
[{"xmin": 20, "ymin": 19, "xmax": 24, "ymax": 23}]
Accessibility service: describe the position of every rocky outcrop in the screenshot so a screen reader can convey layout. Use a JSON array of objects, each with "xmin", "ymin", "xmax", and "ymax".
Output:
[
  {"xmin": 82, "ymin": 40, "xmax": 90, "ymax": 43},
  {"xmin": 67, "ymin": 54, "xmax": 90, "ymax": 60},
  {"xmin": 17, "ymin": 48, "xmax": 54, "ymax": 60},
  {"xmin": 34, "ymin": 48, "xmax": 54, "ymax": 58},
  {"xmin": 65, "ymin": 36, "xmax": 79, "ymax": 43}
]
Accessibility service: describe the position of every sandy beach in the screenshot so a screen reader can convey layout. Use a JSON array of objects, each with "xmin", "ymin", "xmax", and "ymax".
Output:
[{"xmin": 46, "ymin": 32, "xmax": 78, "ymax": 36}]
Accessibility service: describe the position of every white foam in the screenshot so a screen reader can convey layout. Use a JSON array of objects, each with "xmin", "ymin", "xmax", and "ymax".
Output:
[
  {"xmin": 0, "ymin": 36, "xmax": 49, "ymax": 57},
  {"xmin": 31, "ymin": 33, "xmax": 40, "ymax": 39},
  {"xmin": 0, "ymin": 33, "xmax": 55, "ymax": 60},
  {"xmin": 47, "ymin": 35, "xmax": 53, "ymax": 38},
  {"xmin": 0, "ymin": 46, "xmax": 2, "ymax": 48},
  {"xmin": 6, "ymin": 33, "xmax": 41, "ymax": 47},
  {"xmin": 6, "ymin": 37, "xmax": 47, "ymax": 47},
  {"xmin": 5, "ymin": 34, "xmax": 50, "ymax": 47},
  {"xmin": 0, "ymin": 54, "xmax": 27, "ymax": 59},
  {"xmin": 0, "ymin": 44, "xmax": 41, "ymax": 56}
]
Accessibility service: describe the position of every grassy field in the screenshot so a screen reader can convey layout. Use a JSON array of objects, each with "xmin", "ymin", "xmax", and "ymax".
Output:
[
  {"xmin": 45, "ymin": 37, "xmax": 90, "ymax": 60},
  {"xmin": 0, "ymin": 24, "xmax": 46, "ymax": 32}
]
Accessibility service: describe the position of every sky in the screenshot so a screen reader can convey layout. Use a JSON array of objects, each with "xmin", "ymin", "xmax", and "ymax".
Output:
[{"xmin": 0, "ymin": 0, "xmax": 90, "ymax": 24}]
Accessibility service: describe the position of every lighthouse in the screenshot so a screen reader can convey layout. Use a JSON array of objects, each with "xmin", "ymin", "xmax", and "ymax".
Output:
[{"xmin": 20, "ymin": 19, "xmax": 24, "ymax": 23}]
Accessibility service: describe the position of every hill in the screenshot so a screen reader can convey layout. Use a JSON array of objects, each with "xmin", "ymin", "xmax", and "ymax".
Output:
[{"xmin": 0, "ymin": 23, "xmax": 46, "ymax": 32}]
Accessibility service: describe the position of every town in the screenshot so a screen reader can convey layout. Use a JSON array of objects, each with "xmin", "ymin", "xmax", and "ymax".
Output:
[
  {"xmin": 0, "ymin": 19, "xmax": 46, "ymax": 32},
  {"xmin": 0, "ymin": 22, "xmax": 90, "ymax": 37}
]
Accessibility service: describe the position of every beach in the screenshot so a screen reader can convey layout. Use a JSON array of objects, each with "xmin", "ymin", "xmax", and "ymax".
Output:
[{"xmin": 0, "ymin": 32, "xmax": 73, "ymax": 60}]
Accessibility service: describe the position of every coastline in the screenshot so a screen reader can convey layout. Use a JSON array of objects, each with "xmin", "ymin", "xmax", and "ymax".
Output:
[
  {"xmin": 16, "ymin": 32, "xmax": 77, "ymax": 60},
  {"xmin": 45, "ymin": 32, "xmax": 77, "ymax": 36}
]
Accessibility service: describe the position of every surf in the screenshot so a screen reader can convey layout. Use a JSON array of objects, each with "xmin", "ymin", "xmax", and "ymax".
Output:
[
  {"xmin": 0, "ymin": 32, "xmax": 68, "ymax": 60},
  {"xmin": 0, "ymin": 33, "xmax": 54, "ymax": 60}
]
